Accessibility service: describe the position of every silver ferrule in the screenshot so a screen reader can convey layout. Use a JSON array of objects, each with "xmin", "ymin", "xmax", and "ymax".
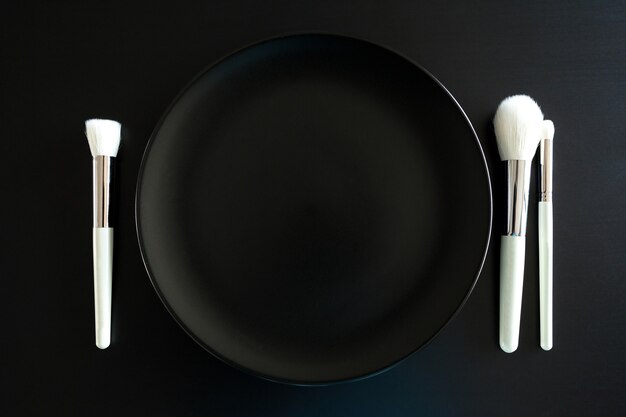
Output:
[
  {"xmin": 539, "ymin": 139, "xmax": 553, "ymax": 202},
  {"xmin": 93, "ymin": 156, "xmax": 115, "ymax": 228},
  {"xmin": 506, "ymin": 160, "xmax": 532, "ymax": 237}
]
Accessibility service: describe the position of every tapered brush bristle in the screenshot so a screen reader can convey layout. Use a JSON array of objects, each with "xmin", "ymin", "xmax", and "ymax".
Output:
[
  {"xmin": 543, "ymin": 120, "xmax": 555, "ymax": 140},
  {"xmin": 85, "ymin": 119, "xmax": 122, "ymax": 157},
  {"xmin": 493, "ymin": 95, "xmax": 543, "ymax": 161}
]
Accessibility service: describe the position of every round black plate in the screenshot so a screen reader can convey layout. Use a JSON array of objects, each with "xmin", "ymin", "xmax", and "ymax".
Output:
[{"xmin": 136, "ymin": 34, "xmax": 491, "ymax": 384}]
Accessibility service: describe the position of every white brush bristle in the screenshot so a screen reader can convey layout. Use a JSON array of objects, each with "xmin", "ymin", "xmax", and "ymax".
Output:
[
  {"xmin": 543, "ymin": 120, "xmax": 555, "ymax": 140},
  {"xmin": 493, "ymin": 95, "xmax": 543, "ymax": 161},
  {"xmin": 85, "ymin": 119, "xmax": 122, "ymax": 157}
]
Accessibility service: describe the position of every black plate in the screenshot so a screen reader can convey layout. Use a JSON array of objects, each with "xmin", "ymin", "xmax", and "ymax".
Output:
[{"xmin": 136, "ymin": 34, "xmax": 491, "ymax": 384}]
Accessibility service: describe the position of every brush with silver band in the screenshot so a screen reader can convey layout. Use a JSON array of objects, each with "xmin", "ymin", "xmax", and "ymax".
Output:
[
  {"xmin": 85, "ymin": 119, "xmax": 121, "ymax": 349},
  {"xmin": 494, "ymin": 95, "xmax": 543, "ymax": 353},
  {"xmin": 539, "ymin": 120, "xmax": 555, "ymax": 351}
]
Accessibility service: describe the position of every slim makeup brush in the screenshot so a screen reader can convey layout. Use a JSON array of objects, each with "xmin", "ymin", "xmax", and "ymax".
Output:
[
  {"xmin": 85, "ymin": 119, "xmax": 121, "ymax": 349},
  {"xmin": 493, "ymin": 95, "xmax": 543, "ymax": 353},
  {"xmin": 539, "ymin": 120, "xmax": 554, "ymax": 351}
]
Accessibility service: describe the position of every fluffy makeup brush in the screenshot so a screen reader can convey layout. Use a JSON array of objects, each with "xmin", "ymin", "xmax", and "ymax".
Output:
[
  {"xmin": 85, "ymin": 119, "xmax": 121, "ymax": 349},
  {"xmin": 493, "ymin": 95, "xmax": 543, "ymax": 353},
  {"xmin": 539, "ymin": 120, "xmax": 555, "ymax": 351}
]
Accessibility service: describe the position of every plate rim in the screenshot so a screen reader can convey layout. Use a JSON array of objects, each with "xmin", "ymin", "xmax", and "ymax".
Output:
[{"xmin": 135, "ymin": 32, "xmax": 493, "ymax": 386}]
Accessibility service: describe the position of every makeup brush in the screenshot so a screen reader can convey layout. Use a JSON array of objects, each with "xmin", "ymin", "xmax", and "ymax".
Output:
[
  {"xmin": 539, "ymin": 120, "xmax": 554, "ymax": 351},
  {"xmin": 85, "ymin": 119, "xmax": 121, "ymax": 349},
  {"xmin": 493, "ymin": 95, "xmax": 543, "ymax": 353}
]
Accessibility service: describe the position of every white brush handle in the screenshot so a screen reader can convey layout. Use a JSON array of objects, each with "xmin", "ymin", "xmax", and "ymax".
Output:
[
  {"xmin": 539, "ymin": 201, "xmax": 553, "ymax": 351},
  {"xmin": 500, "ymin": 235, "xmax": 526, "ymax": 353},
  {"xmin": 93, "ymin": 227, "xmax": 113, "ymax": 349}
]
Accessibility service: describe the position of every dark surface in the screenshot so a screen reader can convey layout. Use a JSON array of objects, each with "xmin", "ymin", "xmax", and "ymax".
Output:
[
  {"xmin": 136, "ymin": 34, "xmax": 491, "ymax": 383},
  {"xmin": 2, "ymin": 0, "xmax": 625, "ymax": 415}
]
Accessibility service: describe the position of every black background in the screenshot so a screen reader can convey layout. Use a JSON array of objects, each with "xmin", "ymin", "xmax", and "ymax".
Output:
[{"xmin": 2, "ymin": 1, "xmax": 625, "ymax": 416}]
